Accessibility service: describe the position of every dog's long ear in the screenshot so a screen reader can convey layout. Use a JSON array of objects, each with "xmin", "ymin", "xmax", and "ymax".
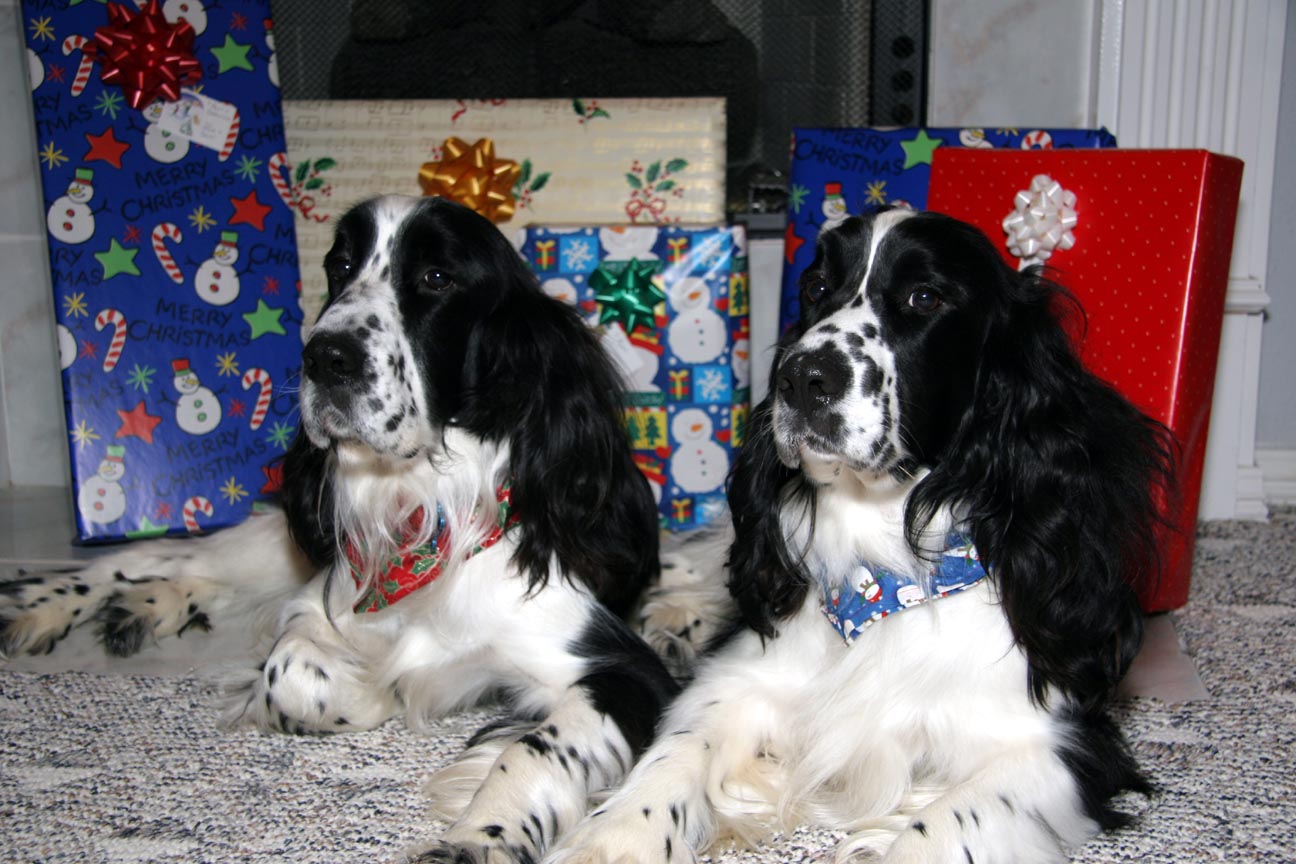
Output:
[
  {"xmin": 726, "ymin": 387, "xmax": 814, "ymax": 640},
  {"xmin": 464, "ymin": 261, "xmax": 660, "ymax": 619},
  {"xmin": 278, "ymin": 431, "xmax": 337, "ymax": 569},
  {"xmin": 908, "ymin": 257, "xmax": 1176, "ymax": 710}
]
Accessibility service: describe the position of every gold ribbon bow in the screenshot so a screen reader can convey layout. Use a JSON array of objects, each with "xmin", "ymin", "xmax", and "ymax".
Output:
[{"xmin": 418, "ymin": 137, "xmax": 521, "ymax": 224}]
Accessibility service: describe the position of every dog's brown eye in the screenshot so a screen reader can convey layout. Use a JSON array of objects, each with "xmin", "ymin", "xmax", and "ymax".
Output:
[
  {"xmin": 802, "ymin": 277, "xmax": 829, "ymax": 305},
  {"xmin": 418, "ymin": 269, "xmax": 454, "ymax": 293},
  {"xmin": 325, "ymin": 258, "xmax": 352, "ymax": 282},
  {"xmin": 908, "ymin": 288, "xmax": 942, "ymax": 313}
]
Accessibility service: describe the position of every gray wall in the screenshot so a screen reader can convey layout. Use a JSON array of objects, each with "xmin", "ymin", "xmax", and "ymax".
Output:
[{"xmin": 1258, "ymin": 5, "xmax": 1296, "ymax": 449}]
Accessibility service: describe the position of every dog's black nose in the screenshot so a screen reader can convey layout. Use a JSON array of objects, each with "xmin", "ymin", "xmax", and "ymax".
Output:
[
  {"xmin": 777, "ymin": 346, "xmax": 849, "ymax": 414},
  {"xmin": 302, "ymin": 332, "xmax": 364, "ymax": 387}
]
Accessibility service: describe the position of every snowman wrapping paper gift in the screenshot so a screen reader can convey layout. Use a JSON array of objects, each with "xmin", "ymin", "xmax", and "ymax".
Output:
[
  {"xmin": 518, "ymin": 225, "xmax": 751, "ymax": 531},
  {"xmin": 21, "ymin": 0, "xmax": 303, "ymax": 542}
]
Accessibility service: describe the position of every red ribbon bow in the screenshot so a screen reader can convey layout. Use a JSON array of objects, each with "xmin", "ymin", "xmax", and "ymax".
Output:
[{"xmin": 91, "ymin": 0, "xmax": 202, "ymax": 110}]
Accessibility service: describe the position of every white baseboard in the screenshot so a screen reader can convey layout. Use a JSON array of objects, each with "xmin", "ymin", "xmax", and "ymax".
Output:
[{"xmin": 1257, "ymin": 448, "xmax": 1296, "ymax": 506}]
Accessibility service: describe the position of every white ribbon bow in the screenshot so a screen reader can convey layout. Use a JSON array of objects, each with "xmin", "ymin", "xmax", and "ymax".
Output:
[{"xmin": 1002, "ymin": 174, "xmax": 1077, "ymax": 270}]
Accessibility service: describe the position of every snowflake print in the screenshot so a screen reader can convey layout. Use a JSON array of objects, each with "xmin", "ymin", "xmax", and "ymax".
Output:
[
  {"xmin": 265, "ymin": 420, "xmax": 294, "ymax": 451},
  {"xmin": 235, "ymin": 154, "xmax": 263, "ymax": 182},
  {"xmin": 220, "ymin": 477, "xmax": 249, "ymax": 504},
  {"xmin": 562, "ymin": 238, "xmax": 596, "ymax": 272},
  {"xmin": 188, "ymin": 205, "xmax": 216, "ymax": 233},
  {"xmin": 866, "ymin": 180, "xmax": 887, "ymax": 206},
  {"xmin": 697, "ymin": 368, "xmax": 727, "ymax": 401},
  {"xmin": 70, "ymin": 420, "xmax": 100, "ymax": 448},
  {"xmin": 126, "ymin": 363, "xmax": 157, "ymax": 393},
  {"xmin": 63, "ymin": 292, "xmax": 89, "ymax": 318},
  {"xmin": 215, "ymin": 352, "xmax": 240, "ymax": 377},
  {"xmin": 95, "ymin": 90, "xmax": 125, "ymax": 120},
  {"xmin": 29, "ymin": 16, "xmax": 55, "ymax": 42},
  {"xmin": 39, "ymin": 141, "xmax": 68, "ymax": 170}
]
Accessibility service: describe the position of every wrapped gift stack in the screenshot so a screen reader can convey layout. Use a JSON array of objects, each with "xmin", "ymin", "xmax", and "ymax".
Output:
[
  {"xmin": 517, "ymin": 226, "xmax": 750, "ymax": 531},
  {"xmin": 927, "ymin": 149, "xmax": 1244, "ymax": 611},
  {"xmin": 21, "ymin": 0, "xmax": 303, "ymax": 541},
  {"xmin": 281, "ymin": 97, "xmax": 727, "ymax": 326},
  {"xmin": 780, "ymin": 127, "xmax": 1118, "ymax": 330}
]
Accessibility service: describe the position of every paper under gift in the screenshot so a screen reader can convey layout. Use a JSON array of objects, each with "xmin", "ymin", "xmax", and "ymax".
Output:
[
  {"xmin": 926, "ymin": 149, "xmax": 1244, "ymax": 612},
  {"xmin": 282, "ymin": 98, "xmax": 727, "ymax": 326},
  {"xmin": 21, "ymin": 0, "xmax": 303, "ymax": 542},
  {"xmin": 517, "ymin": 225, "xmax": 750, "ymax": 531},
  {"xmin": 780, "ymin": 127, "xmax": 1117, "ymax": 329}
]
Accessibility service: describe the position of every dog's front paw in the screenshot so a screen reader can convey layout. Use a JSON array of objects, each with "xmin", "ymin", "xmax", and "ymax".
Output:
[
  {"xmin": 638, "ymin": 540, "xmax": 733, "ymax": 680},
  {"xmin": 544, "ymin": 805, "xmax": 694, "ymax": 864},
  {"xmin": 223, "ymin": 629, "xmax": 393, "ymax": 734},
  {"xmin": 409, "ymin": 837, "xmax": 534, "ymax": 864},
  {"xmin": 0, "ymin": 570, "xmax": 111, "ymax": 657}
]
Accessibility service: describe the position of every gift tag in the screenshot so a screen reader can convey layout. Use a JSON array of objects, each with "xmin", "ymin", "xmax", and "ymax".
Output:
[{"xmin": 155, "ymin": 90, "xmax": 239, "ymax": 153}]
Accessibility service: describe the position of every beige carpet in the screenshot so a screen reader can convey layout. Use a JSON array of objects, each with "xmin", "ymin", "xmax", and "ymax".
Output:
[{"xmin": 2, "ymin": 510, "xmax": 1294, "ymax": 863}]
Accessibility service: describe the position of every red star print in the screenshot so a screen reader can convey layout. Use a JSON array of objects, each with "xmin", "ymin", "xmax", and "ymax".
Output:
[
  {"xmin": 229, "ymin": 191, "xmax": 272, "ymax": 231},
  {"xmin": 85, "ymin": 127, "xmax": 131, "ymax": 169},
  {"xmin": 48, "ymin": 64, "xmax": 66, "ymax": 83},
  {"xmin": 228, "ymin": 398, "xmax": 247, "ymax": 418},
  {"xmin": 260, "ymin": 462, "xmax": 283, "ymax": 495},
  {"xmin": 230, "ymin": 12, "xmax": 248, "ymax": 29},
  {"xmin": 123, "ymin": 224, "xmax": 143, "ymax": 245},
  {"xmin": 79, "ymin": 338, "xmax": 98, "ymax": 360},
  {"xmin": 784, "ymin": 222, "xmax": 806, "ymax": 265},
  {"xmin": 262, "ymin": 275, "xmax": 280, "ymax": 295},
  {"xmin": 116, "ymin": 401, "xmax": 163, "ymax": 445},
  {"xmin": 155, "ymin": 501, "xmax": 174, "ymax": 520}
]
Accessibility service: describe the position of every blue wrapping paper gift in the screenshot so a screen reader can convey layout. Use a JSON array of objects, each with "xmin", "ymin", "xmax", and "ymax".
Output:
[
  {"xmin": 518, "ymin": 225, "xmax": 751, "ymax": 531},
  {"xmin": 22, "ymin": 0, "xmax": 303, "ymax": 541},
  {"xmin": 780, "ymin": 127, "xmax": 1117, "ymax": 329}
]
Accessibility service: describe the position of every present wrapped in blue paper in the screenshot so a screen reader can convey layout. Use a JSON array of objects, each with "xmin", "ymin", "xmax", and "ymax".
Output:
[
  {"xmin": 518, "ymin": 225, "xmax": 750, "ymax": 531},
  {"xmin": 22, "ymin": 0, "xmax": 303, "ymax": 541},
  {"xmin": 780, "ymin": 127, "xmax": 1117, "ymax": 329}
]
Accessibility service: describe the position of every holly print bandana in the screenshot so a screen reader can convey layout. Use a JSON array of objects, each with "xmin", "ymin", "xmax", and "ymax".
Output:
[{"xmin": 348, "ymin": 484, "xmax": 518, "ymax": 613}]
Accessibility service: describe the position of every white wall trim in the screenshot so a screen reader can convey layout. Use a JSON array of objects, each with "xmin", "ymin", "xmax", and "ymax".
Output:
[
  {"xmin": 1258, "ymin": 448, "xmax": 1296, "ymax": 506},
  {"xmin": 1094, "ymin": 0, "xmax": 1286, "ymax": 521}
]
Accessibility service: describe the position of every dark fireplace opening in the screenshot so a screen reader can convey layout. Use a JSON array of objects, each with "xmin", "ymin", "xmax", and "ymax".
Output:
[{"xmin": 270, "ymin": 0, "xmax": 929, "ymax": 217}]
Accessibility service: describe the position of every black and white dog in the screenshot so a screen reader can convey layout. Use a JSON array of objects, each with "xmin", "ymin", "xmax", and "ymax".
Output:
[
  {"xmin": 547, "ymin": 208, "xmax": 1174, "ymax": 864},
  {"xmin": 1, "ymin": 195, "xmax": 678, "ymax": 863}
]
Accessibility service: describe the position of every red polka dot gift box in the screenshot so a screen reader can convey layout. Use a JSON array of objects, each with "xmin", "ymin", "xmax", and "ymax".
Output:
[{"xmin": 927, "ymin": 149, "xmax": 1244, "ymax": 612}]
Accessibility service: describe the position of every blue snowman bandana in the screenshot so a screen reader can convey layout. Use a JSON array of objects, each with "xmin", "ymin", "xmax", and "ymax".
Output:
[{"xmin": 821, "ymin": 531, "xmax": 987, "ymax": 645}]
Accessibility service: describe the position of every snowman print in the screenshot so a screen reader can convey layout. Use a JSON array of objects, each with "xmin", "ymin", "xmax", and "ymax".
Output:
[
  {"xmin": 195, "ymin": 231, "xmax": 242, "ymax": 306},
  {"xmin": 667, "ymin": 276, "xmax": 726, "ymax": 364},
  {"xmin": 670, "ymin": 408, "xmax": 727, "ymax": 494},
  {"xmin": 265, "ymin": 18, "xmax": 280, "ymax": 87},
  {"xmin": 820, "ymin": 181, "xmax": 849, "ymax": 234},
  {"xmin": 57, "ymin": 324, "xmax": 77, "ymax": 370},
  {"xmin": 142, "ymin": 100, "xmax": 189, "ymax": 164},
  {"xmin": 171, "ymin": 358, "xmax": 222, "ymax": 435},
  {"xmin": 78, "ymin": 445, "xmax": 127, "ymax": 525},
  {"xmin": 162, "ymin": 0, "xmax": 208, "ymax": 35},
  {"xmin": 599, "ymin": 226, "xmax": 659, "ymax": 261},
  {"xmin": 46, "ymin": 168, "xmax": 97, "ymax": 245},
  {"xmin": 732, "ymin": 337, "xmax": 751, "ymax": 391},
  {"xmin": 27, "ymin": 48, "xmax": 43, "ymax": 90}
]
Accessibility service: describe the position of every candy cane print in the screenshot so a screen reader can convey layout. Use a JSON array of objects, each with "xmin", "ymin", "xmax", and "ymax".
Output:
[
  {"xmin": 1021, "ymin": 129, "xmax": 1055, "ymax": 150},
  {"xmin": 62, "ymin": 35, "xmax": 94, "ymax": 98},
  {"xmin": 218, "ymin": 108, "xmax": 241, "ymax": 162},
  {"xmin": 94, "ymin": 308, "xmax": 127, "ymax": 372},
  {"xmin": 241, "ymin": 367, "xmax": 272, "ymax": 430},
  {"xmin": 182, "ymin": 496, "xmax": 213, "ymax": 533},
  {"xmin": 267, "ymin": 152, "xmax": 294, "ymax": 208},
  {"xmin": 152, "ymin": 222, "xmax": 184, "ymax": 284}
]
